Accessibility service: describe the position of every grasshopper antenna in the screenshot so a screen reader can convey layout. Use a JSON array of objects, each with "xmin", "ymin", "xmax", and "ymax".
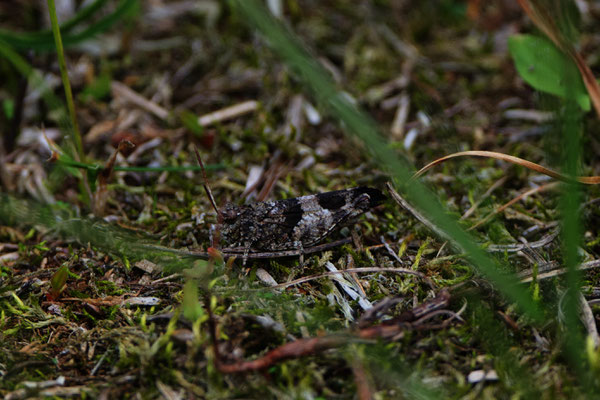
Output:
[{"xmin": 194, "ymin": 147, "xmax": 220, "ymax": 217}]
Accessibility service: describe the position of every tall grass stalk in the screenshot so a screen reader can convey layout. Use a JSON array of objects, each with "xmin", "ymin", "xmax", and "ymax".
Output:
[
  {"xmin": 47, "ymin": 0, "xmax": 84, "ymax": 162},
  {"xmin": 559, "ymin": 43, "xmax": 587, "ymax": 382}
]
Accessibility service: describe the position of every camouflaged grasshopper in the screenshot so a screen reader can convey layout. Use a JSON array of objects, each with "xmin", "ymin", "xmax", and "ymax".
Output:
[{"xmin": 194, "ymin": 149, "xmax": 384, "ymax": 264}]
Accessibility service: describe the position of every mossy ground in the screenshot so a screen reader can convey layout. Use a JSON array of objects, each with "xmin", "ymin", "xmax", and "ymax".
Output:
[{"xmin": 1, "ymin": 1, "xmax": 600, "ymax": 398}]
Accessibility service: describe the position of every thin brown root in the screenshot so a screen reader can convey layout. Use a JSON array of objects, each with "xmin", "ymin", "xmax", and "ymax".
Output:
[{"xmin": 210, "ymin": 289, "xmax": 452, "ymax": 373}]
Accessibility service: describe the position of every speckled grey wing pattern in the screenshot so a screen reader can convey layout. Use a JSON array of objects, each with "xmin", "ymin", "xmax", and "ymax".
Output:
[{"xmin": 220, "ymin": 187, "xmax": 384, "ymax": 253}]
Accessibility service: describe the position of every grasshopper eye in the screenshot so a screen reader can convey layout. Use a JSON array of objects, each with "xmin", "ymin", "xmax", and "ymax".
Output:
[
  {"xmin": 354, "ymin": 193, "xmax": 371, "ymax": 209},
  {"xmin": 221, "ymin": 207, "xmax": 239, "ymax": 221}
]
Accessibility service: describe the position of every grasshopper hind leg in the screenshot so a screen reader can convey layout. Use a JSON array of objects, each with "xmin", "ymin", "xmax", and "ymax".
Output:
[{"xmin": 242, "ymin": 242, "xmax": 252, "ymax": 266}]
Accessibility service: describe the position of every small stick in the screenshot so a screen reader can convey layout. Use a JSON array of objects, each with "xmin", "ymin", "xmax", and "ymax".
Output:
[
  {"xmin": 209, "ymin": 289, "xmax": 452, "ymax": 373},
  {"xmin": 141, "ymin": 237, "xmax": 353, "ymax": 260},
  {"xmin": 352, "ymin": 360, "xmax": 374, "ymax": 400},
  {"xmin": 193, "ymin": 147, "xmax": 220, "ymax": 217},
  {"xmin": 468, "ymin": 182, "xmax": 557, "ymax": 231},
  {"xmin": 268, "ymin": 266, "xmax": 435, "ymax": 291},
  {"xmin": 461, "ymin": 176, "xmax": 507, "ymax": 220},
  {"xmin": 520, "ymin": 259, "xmax": 600, "ymax": 283},
  {"xmin": 197, "ymin": 100, "xmax": 258, "ymax": 127},
  {"xmin": 579, "ymin": 293, "xmax": 600, "ymax": 348},
  {"xmin": 111, "ymin": 81, "xmax": 169, "ymax": 120},
  {"xmin": 385, "ymin": 182, "xmax": 449, "ymax": 243}
]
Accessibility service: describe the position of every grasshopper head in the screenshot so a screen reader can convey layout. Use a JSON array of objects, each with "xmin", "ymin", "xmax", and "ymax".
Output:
[{"xmin": 221, "ymin": 203, "xmax": 240, "ymax": 222}]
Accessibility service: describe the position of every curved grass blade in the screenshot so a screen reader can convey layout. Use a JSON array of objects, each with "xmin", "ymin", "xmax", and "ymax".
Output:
[
  {"xmin": 0, "ymin": 0, "xmax": 138, "ymax": 52},
  {"xmin": 414, "ymin": 150, "xmax": 600, "ymax": 184},
  {"xmin": 0, "ymin": 193, "xmax": 203, "ymax": 274},
  {"xmin": 0, "ymin": 0, "xmax": 108, "ymax": 45},
  {"xmin": 52, "ymin": 153, "xmax": 225, "ymax": 174}
]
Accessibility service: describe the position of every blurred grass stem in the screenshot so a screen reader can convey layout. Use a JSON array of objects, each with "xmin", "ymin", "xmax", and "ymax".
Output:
[{"xmin": 47, "ymin": 0, "xmax": 84, "ymax": 162}]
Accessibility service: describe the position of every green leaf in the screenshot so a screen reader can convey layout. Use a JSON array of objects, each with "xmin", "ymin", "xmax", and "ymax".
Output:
[
  {"xmin": 2, "ymin": 99, "xmax": 14, "ymax": 119},
  {"xmin": 182, "ymin": 280, "xmax": 204, "ymax": 322},
  {"xmin": 50, "ymin": 265, "xmax": 69, "ymax": 298},
  {"xmin": 508, "ymin": 34, "xmax": 590, "ymax": 111},
  {"xmin": 80, "ymin": 71, "xmax": 112, "ymax": 102},
  {"xmin": 179, "ymin": 110, "xmax": 204, "ymax": 137},
  {"xmin": 87, "ymin": 167, "xmax": 99, "ymax": 192}
]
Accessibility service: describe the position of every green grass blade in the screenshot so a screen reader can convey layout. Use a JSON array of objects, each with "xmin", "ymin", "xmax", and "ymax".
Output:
[
  {"xmin": 0, "ymin": 0, "xmax": 137, "ymax": 52},
  {"xmin": 54, "ymin": 154, "xmax": 225, "ymax": 173},
  {"xmin": 47, "ymin": 0, "xmax": 84, "ymax": 162},
  {"xmin": 0, "ymin": 39, "xmax": 73, "ymax": 144},
  {"xmin": 61, "ymin": 0, "xmax": 138, "ymax": 48},
  {"xmin": 50, "ymin": 0, "xmax": 110, "ymax": 34},
  {"xmin": 0, "ymin": 194, "xmax": 199, "ymax": 273},
  {"xmin": 0, "ymin": 0, "xmax": 108, "ymax": 45},
  {"xmin": 558, "ymin": 52, "xmax": 588, "ymax": 383},
  {"xmin": 229, "ymin": 0, "xmax": 544, "ymax": 321},
  {"xmin": 112, "ymin": 165, "xmax": 225, "ymax": 173}
]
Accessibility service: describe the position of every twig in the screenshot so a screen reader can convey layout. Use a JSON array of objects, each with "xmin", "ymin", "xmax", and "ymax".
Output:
[
  {"xmin": 150, "ymin": 273, "xmax": 181, "ymax": 285},
  {"xmin": 520, "ymin": 259, "xmax": 600, "ymax": 283},
  {"xmin": 356, "ymin": 297, "xmax": 404, "ymax": 328},
  {"xmin": 267, "ymin": 266, "xmax": 435, "ymax": 291},
  {"xmin": 412, "ymin": 309, "xmax": 463, "ymax": 326},
  {"xmin": 346, "ymin": 254, "xmax": 367, "ymax": 298},
  {"xmin": 255, "ymin": 152, "xmax": 287, "ymax": 202},
  {"xmin": 468, "ymin": 182, "xmax": 557, "ymax": 231},
  {"xmin": 140, "ymin": 238, "xmax": 355, "ymax": 264},
  {"xmin": 352, "ymin": 359, "xmax": 374, "ymax": 400},
  {"xmin": 503, "ymin": 109, "xmax": 553, "ymax": 123},
  {"xmin": 111, "ymin": 81, "xmax": 170, "ymax": 120},
  {"xmin": 193, "ymin": 147, "xmax": 220, "ymax": 217},
  {"xmin": 216, "ymin": 335, "xmax": 346, "ymax": 373},
  {"xmin": 385, "ymin": 182, "xmax": 450, "ymax": 242},
  {"xmin": 93, "ymin": 140, "xmax": 135, "ymax": 216},
  {"xmin": 173, "ymin": 237, "xmax": 354, "ymax": 259},
  {"xmin": 461, "ymin": 176, "xmax": 507, "ymax": 220},
  {"xmin": 579, "ymin": 293, "xmax": 599, "ymax": 348},
  {"xmin": 209, "ymin": 289, "xmax": 451, "ymax": 373},
  {"xmin": 380, "ymin": 235, "xmax": 404, "ymax": 264},
  {"xmin": 488, "ymin": 227, "xmax": 559, "ymax": 253},
  {"xmin": 390, "ymin": 93, "xmax": 410, "ymax": 140},
  {"xmin": 197, "ymin": 100, "xmax": 258, "ymax": 126},
  {"xmin": 517, "ymin": 261, "xmax": 559, "ymax": 279}
]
